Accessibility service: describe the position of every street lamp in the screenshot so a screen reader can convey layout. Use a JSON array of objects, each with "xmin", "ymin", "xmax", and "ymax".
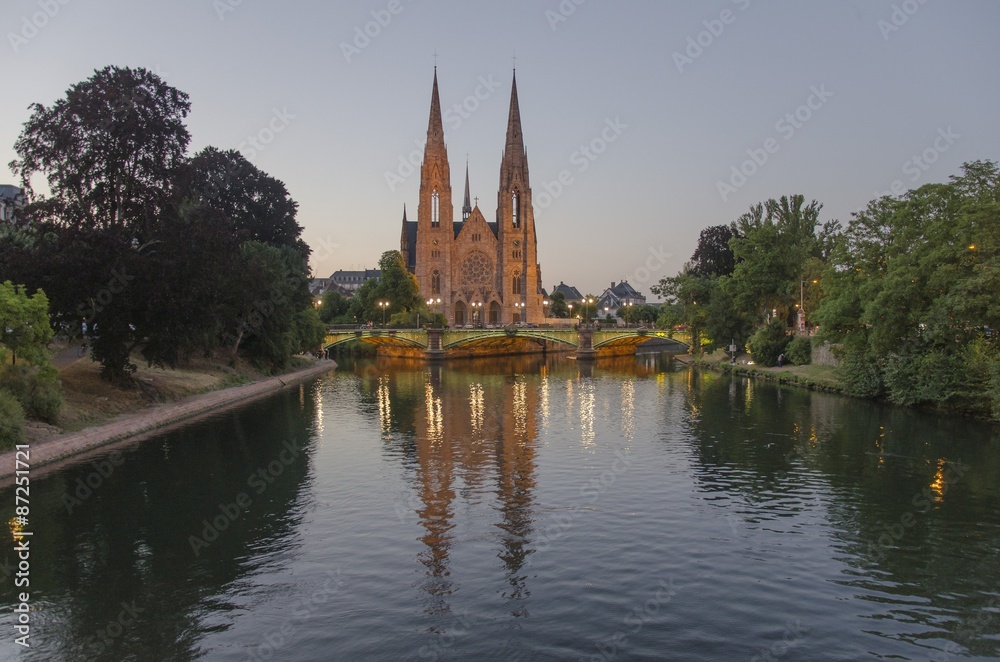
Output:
[
  {"xmin": 585, "ymin": 297, "xmax": 594, "ymax": 324},
  {"xmin": 378, "ymin": 300, "xmax": 390, "ymax": 327},
  {"xmin": 604, "ymin": 306, "xmax": 610, "ymax": 325},
  {"xmin": 472, "ymin": 301, "xmax": 483, "ymax": 327},
  {"xmin": 624, "ymin": 301, "xmax": 633, "ymax": 328},
  {"xmin": 567, "ymin": 303, "xmax": 574, "ymax": 320},
  {"xmin": 543, "ymin": 299, "xmax": 549, "ymax": 320},
  {"xmin": 513, "ymin": 301, "xmax": 524, "ymax": 324}
]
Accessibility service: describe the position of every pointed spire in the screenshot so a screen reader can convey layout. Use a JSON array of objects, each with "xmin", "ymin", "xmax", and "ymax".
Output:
[
  {"xmin": 462, "ymin": 160, "xmax": 472, "ymax": 220},
  {"xmin": 504, "ymin": 70, "xmax": 524, "ymax": 159},
  {"xmin": 427, "ymin": 68, "xmax": 445, "ymax": 146},
  {"xmin": 402, "ymin": 204, "xmax": 408, "ymax": 223},
  {"xmin": 500, "ymin": 70, "xmax": 528, "ymax": 192}
]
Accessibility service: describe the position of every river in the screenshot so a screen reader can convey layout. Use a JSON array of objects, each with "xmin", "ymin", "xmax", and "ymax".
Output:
[{"xmin": 1, "ymin": 354, "xmax": 998, "ymax": 660}]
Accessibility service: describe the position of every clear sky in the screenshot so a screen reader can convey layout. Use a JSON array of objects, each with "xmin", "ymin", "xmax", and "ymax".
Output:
[{"xmin": 2, "ymin": 0, "xmax": 998, "ymax": 299}]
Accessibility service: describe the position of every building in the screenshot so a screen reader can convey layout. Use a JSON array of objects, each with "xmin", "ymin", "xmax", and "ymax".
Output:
[
  {"xmin": 330, "ymin": 269, "xmax": 382, "ymax": 293},
  {"xmin": 401, "ymin": 69, "xmax": 545, "ymax": 326},
  {"xmin": 0, "ymin": 185, "xmax": 26, "ymax": 223},
  {"xmin": 597, "ymin": 281, "xmax": 646, "ymax": 318},
  {"xmin": 550, "ymin": 282, "xmax": 583, "ymax": 304}
]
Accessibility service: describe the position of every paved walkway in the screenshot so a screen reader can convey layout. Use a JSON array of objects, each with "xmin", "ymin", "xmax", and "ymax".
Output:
[{"xmin": 0, "ymin": 359, "xmax": 337, "ymax": 478}]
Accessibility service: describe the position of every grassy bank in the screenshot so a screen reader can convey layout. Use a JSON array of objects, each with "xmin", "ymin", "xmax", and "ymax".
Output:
[
  {"xmin": 27, "ymin": 340, "xmax": 316, "ymax": 443},
  {"xmin": 693, "ymin": 350, "xmax": 848, "ymax": 394}
]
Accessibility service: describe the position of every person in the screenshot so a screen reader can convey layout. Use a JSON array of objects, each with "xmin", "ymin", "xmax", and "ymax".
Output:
[{"xmin": 777, "ymin": 353, "xmax": 785, "ymax": 367}]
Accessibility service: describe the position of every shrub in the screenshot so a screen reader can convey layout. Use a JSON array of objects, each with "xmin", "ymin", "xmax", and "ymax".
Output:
[
  {"xmin": 746, "ymin": 320, "xmax": 791, "ymax": 367},
  {"xmin": 0, "ymin": 389, "xmax": 26, "ymax": 450},
  {"xmin": 786, "ymin": 336, "xmax": 812, "ymax": 365},
  {"xmin": 0, "ymin": 364, "xmax": 63, "ymax": 424}
]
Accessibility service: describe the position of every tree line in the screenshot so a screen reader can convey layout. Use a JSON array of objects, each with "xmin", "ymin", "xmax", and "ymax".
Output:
[
  {"xmin": 654, "ymin": 161, "xmax": 1000, "ymax": 419},
  {"xmin": 0, "ymin": 66, "xmax": 325, "ymax": 383}
]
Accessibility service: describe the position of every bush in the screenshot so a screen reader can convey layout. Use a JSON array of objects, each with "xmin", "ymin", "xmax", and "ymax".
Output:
[
  {"xmin": 786, "ymin": 336, "xmax": 812, "ymax": 365},
  {"xmin": 746, "ymin": 320, "xmax": 791, "ymax": 367},
  {"xmin": 0, "ymin": 389, "xmax": 26, "ymax": 450},
  {"xmin": 0, "ymin": 364, "xmax": 64, "ymax": 424}
]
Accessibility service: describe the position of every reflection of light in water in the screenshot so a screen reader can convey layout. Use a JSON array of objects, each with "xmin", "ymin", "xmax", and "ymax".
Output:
[
  {"xmin": 621, "ymin": 381, "xmax": 635, "ymax": 441},
  {"xmin": 377, "ymin": 376, "xmax": 392, "ymax": 436},
  {"xmin": 314, "ymin": 384, "xmax": 324, "ymax": 434},
  {"xmin": 744, "ymin": 378, "xmax": 754, "ymax": 414},
  {"xmin": 470, "ymin": 383, "xmax": 485, "ymax": 435},
  {"xmin": 9, "ymin": 517, "xmax": 25, "ymax": 542},
  {"xmin": 580, "ymin": 380, "xmax": 595, "ymax": 446},
  {"xmin": 513, "ymin": 380, "xmax": 527, "ymax": 436},
  {"xmin": 425, "ymin": 382, "xmax": 443, "ymax": 444},
  {"xmin": 540, "ymin": 375, "xmax": 550, "ymax": 427},
  {"xmin": 875, "ymin": 426, "xmax": 886, "ymax": 467},
  {"xmin": 929, "ymin": 459, "xmax": 946, "ymax": 501}
]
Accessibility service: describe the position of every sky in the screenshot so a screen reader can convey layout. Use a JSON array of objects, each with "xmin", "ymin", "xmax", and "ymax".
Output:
[{"xmin": 1, "ymin": 0, "xmax": 998, "ymax": 299}]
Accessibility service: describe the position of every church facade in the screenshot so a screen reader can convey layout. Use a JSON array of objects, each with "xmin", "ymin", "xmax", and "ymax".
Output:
[{"xmin": 401, "ymin": 69, "xmax": 545, "ymax": 327}]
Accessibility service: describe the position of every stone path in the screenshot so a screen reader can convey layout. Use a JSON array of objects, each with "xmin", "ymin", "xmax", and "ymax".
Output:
[{"xmin": 0, "ymin": 359, "xmax": 337, "ymax": 478}]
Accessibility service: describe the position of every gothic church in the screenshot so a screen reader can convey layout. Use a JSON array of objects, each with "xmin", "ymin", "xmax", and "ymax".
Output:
[{"xmin": 401, "ymin": 69, "xmax": 545, "ymax": 326}]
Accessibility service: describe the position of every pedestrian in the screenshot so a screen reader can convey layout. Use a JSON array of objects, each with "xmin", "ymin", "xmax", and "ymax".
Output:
[{"xmin": 777, "ymin": 353, "xmax": 784, "ymax": 367}]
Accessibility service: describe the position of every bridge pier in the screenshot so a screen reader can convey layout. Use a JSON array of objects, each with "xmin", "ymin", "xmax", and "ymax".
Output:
[
  {"xmin": 425, "ymin": 327, "xmax": 445, "ymax": 360},
  {"xmin": 574, "ymin": 326, "xmax": 596, "ymax": 360}
]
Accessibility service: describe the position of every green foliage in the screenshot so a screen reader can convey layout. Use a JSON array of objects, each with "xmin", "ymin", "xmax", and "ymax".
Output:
[
  {"xmin": 293, "ymin": 307, "xmax": 327, "ymax": 355},
  {"xmin": 377, "ymin": 250, "xmax": 421, "ymax": 314},
  {"xmin": 0, "ymin": 389, "xmax": 26, "ymax": 450},
  {"xmin": 548, "ymin": 292, "xmax": 569, "ymax": 318},
  {"xmin": 786, "ymin": 336, "xmax": 812, "ymax": 365},
  {"xmin": 317, "ymin": 291, "xmax": 350, "ymax": 323},
  {"xmin": 818, "ymin": 160, "xmax": 1000, "ymax": 417},
  {"xmin": 0, "ymin": 364, "xmax": 62, "ymax": 424},
  {"xmin": 0, "ymin": 281, "xmax": 53, "ymax": 366},
  {"xmin": 747, "ymin": 319, "xmax": 791, "ymax": 367}
]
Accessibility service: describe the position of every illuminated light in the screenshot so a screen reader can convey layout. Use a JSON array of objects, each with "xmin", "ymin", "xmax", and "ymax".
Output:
[
  {"xmin": 969, "ymin": 244, "xmax": 977, "ymax": 250},
  {"xmin": 929, "ymin": 459, "xmax": 947, "ymax": 501}
]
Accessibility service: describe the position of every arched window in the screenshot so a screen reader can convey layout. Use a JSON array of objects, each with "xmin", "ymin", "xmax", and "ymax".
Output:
[
  {"xmin": 431, "ymin": 270, "xmax": 440, "ymax": 294},
  {"xmin": 431, "ymin": 190, "xmax": 440, "ymax": 227},
  {"xmin": 512, "ymin": 270, "xmax": 521, "ymax": 295},
  {"xmin": 511, "ymin": 191, "xmax": 520, "ymax": 229}
]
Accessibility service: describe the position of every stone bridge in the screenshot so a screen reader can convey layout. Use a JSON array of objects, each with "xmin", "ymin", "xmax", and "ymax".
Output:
[{"xmin": 323, "ymin": 327, "xmax": 690, "ymax": 359}]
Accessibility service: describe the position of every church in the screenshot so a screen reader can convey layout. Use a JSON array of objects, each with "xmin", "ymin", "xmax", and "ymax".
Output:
[{"xmin": 400, "ymin": 68, "xmax": 546, "ymax": 326}]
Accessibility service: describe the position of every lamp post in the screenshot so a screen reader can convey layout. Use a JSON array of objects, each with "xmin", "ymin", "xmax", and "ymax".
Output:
[
  {"xmin": 426, "ymin": 297, "xmax": 441, "ymax": 328},
  {"xmin": 584, "ymin": 297, "xmax": 594, "ymax": 325},
  {"xmin": 543, "ymin": 299, "xmax": 549, "ymax": 320},
  {"xmin": 513, "ymin": 301, "xmax": 524, "ymax": 324},
  {"xmin": 567, "ymin": 303, "xmax": 574, "ymax": 320},
  {"xmin": 472, "ymin": 301, "xmax": 483, "ymax": 327},
  {"xmin": 378, "ymin": 300, "xmax": 390, "ymax": 327},
  {"xmin": 624, "ymin": 301, "xmax": 632, "ymax": 328}
]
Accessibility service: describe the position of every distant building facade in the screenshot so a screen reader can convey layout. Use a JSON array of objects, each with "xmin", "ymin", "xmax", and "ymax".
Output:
[
  {"xmin": 597, "ymin": 281, "xmax": 646, "ymax": 317},
  {"xmin": 0, "ymin": 185, "xmax": 26, "ymax": 223},
  {"xmin": 401, "ymin": 68, "xmax": 545, "ymax": 326}
]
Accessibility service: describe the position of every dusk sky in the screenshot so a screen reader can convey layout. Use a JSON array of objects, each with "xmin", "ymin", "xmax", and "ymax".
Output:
[{"xmin": 2, "ymin": 0, "xmax": 998, "ymax": 298}]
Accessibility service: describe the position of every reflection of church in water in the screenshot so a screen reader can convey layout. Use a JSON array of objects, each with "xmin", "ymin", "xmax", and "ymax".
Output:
[
  {"xmin": 400, "ymin": 68, "xmax": 546, "ymax": 326},
  {"xmin": 375, "ymin": 359, "xmax": 544, "ymax": 615}
]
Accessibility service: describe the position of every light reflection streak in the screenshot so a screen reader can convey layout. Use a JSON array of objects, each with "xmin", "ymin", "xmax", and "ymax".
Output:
[{"xmin": 377, "ymin": 376, "xmax": 391, "ymax": 436}]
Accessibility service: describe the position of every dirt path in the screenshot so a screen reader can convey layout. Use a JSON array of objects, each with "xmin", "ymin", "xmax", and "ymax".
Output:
[{"xmin": 0, "ymin": 359, "xmax": 337, "ymax": 479}]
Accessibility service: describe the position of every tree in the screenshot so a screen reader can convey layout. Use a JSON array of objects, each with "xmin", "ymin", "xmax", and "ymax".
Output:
[
  {"xmin": 10, "ymin": 66, "xmax": 191, "ymax": 235},
  {"xmin": 0, "ymin": 281, "xmax": 52, "ymax": 366},
  {"xmin": 317, "ymin": 290, "xmax": 350, "ymax": 323},
  {"xmin": 376, "ymin": 251, "xmax": 421, "ymax": 316},
  {"xmin": 549, "ymin": 291, "xmax": 569, "ymax": 318},
  {"xmin": 690, "ymin": 225, "xmax": 738, "ymax": 278},
  {"xmin": 178, "ymin": 147, "xmax": 305, "ymax": 254}
]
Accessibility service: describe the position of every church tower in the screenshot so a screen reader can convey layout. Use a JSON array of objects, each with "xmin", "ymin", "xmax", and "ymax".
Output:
[
  {"xmin": 497, "ymin": 71, "xmax": 544, "ymax": 324},
  {"xmin": 415, "ymin": 68, "xmax": 455, "ymax": 321}
]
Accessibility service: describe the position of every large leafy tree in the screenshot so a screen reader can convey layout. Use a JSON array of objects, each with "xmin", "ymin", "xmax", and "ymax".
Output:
[
  {"xmin": 548, "ymin": 291, "xmax": 569, "ymax": 318},
  {"xmin": 690, "ymin": 225, "xmax": 738, "ymax": 278},
  {"xmin": 375, "ymin": 251, "xmax": 421, "ymax": 316},
  {"xmin": 10, "ymin": 66, "xmax": 190, "ymax": 235}
]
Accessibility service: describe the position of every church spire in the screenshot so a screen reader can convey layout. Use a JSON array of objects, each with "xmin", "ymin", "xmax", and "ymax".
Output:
[
  {"xmin": 402, "ymin": 204, "xmax": 408, "ymax": 222},
  {"xmin": 427, "ymin": 67, "xmax": 445, "ymax": 147},
  {"xmin": 462, "ymin": 160, "xmax": 472, "ymax": 220},
  {"xmin": 500, "ymin": 71, "xmax": 528, "ymax": 190}
]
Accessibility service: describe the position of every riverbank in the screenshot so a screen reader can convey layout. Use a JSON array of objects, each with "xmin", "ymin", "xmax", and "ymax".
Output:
[
  {"xmin": 0, "ymin": 357, "xmax": 337, "ymax": 478},
  {"xmin": 693, "ymin": 351, "xmax": 848, "ymax": 393}
]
